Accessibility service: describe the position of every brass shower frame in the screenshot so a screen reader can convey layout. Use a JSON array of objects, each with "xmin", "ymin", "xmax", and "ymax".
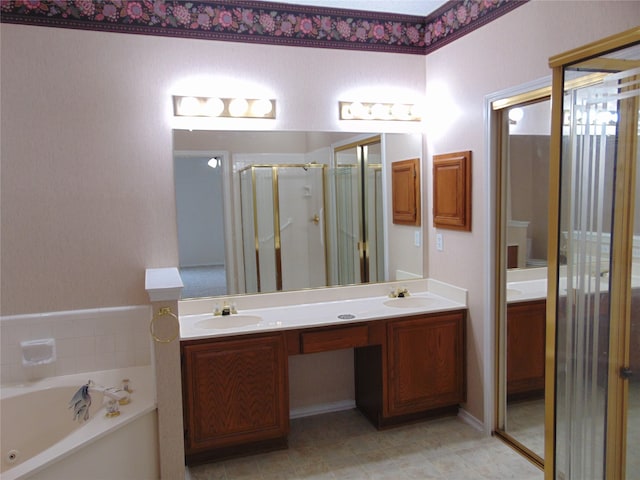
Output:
[
  {"xmin": 239, "ymin": 163, "xmax": 328, "ymax": 293},
  {"xmin": 546, "ymin": 27, "xmax": 640, "ymax": 480},
  {"xmin": 491, "ymin": 71, "xmax": 610, "ymax": 470},
  {"xmin": 334, "ymin": 135, "xmax": 382, "ymax": 284}
]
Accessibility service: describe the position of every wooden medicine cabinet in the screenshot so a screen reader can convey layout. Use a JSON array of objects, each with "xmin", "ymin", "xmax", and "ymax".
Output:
[
  {"xmin": 391, "ymin": 158, "xmax": 421, "ymax": 226},
  {"xmin": 432, "ymin": 151, "xmax": 472, "ymax": 231}
]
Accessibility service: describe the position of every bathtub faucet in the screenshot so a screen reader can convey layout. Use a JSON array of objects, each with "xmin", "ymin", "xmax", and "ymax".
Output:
[
  {"xmin": 69, "ymin": 381, "xmax": 130, "ymax": 423},
  {"xmin": 88, "ymin": 383, "xmax": 130, "ymax": 404}
]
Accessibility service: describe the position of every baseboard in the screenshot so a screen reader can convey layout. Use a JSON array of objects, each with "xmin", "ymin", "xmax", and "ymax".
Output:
[
  {"xmin": 457, "ymin": 407, "xmax": 485, "ymax": 432},
  {"xmin": 290, "ymin": 400, "xmax": 356, "ymax": 419}
]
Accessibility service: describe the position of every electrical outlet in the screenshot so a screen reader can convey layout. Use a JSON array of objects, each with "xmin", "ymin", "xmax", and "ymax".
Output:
[
  {"xmin": 436, "ymin": 233, "xmax": 443, "ymax": 251},
  {"xmin": 414, "ymin": 230, "xmax": 421, "ymax": 247}
]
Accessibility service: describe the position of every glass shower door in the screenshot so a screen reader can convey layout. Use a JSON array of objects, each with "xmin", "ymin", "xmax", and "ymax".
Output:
[
  {"xmin": 366, "ymin": 143, "xmax": 384, "ymax": 283},
  {"xmin": 240, "ymin": 164, "xmax": 328, "ymax": 293},
  {"xmin": 333, "ymin": 136, "xmax": 384, "ymax": 286},
  {"xmin": 239, "ymin": 165, "xmax": 278, "ymax": 293},
  {"xmin": 277, "ymin": 165, "xmax": 327, "ymax": 290},
  {"xmin": 334, "ymin": 146, "xmax": 362, "ymax": 285},
  {"xmin": 549, "ymin": 33, "xmax": 640, "ymax": 479}
]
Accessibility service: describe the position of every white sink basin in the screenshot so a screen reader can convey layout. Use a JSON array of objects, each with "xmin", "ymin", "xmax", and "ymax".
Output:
[
  {"xmin": 195, "ymin": 315, "xmax": 262, "ymax": 330},
  {"xmin": 383, "ymin": 297, "xmax": 436, "ymax": 308}
]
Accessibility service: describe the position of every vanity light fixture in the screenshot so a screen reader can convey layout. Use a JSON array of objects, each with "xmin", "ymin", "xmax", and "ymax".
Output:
[
  {"xmin": 173, "ymin": 96, "xmax": 276, "ymax": 119},
  {"xmin": 339, "ymin": 101, "xmax": 422, "ymax": 121}
]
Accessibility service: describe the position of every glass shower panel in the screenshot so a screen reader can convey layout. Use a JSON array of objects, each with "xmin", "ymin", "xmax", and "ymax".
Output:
[
  {"xmin": 555, "ymin": 73, "xmax": 619, "ymax": 479},
  {"xmin": 550, "ymin": 33, "xmax": 640, "ymax": 479},
  {"xmin": 277, "ymin": 165, "xmax": 327, "ymax": 290},
  {"xmin": 240, "ymin": 168, "xmax": 258, "ymax": 293},
  {"xmin": 334, "ymin": 146, "xmax": 361, "ymax": 285},
  {"xmin": 254, "ymin": 167, "xmax": 278, "ymax": 293},
  {"xmin": 366, "ymin": 141, "xmax": 384, "ymax": 283},
  {"xmin": 628, "ymin": 147, "xmax": 640, "ymax": 478}
]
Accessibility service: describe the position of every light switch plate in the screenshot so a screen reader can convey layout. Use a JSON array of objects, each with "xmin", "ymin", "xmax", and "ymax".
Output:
[
  {"xmin": 414, "ymin": 230, "xmax": 421, "ymax": 247},
  {"xmin": 436, "ymin": 233, "xmax": 443, "ymax": 251}
]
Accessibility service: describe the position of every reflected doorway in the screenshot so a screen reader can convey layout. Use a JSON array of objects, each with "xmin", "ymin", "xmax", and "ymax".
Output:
[
  {"xmin": 174, "ymin": 152, "xmax": 229, "ymax": 298},
  {"xmin": 493, "ymin": 90, "xmax": 551, "ymax": 467}
]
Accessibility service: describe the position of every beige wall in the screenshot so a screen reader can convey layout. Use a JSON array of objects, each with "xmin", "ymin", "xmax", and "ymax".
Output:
[
  {"xmin": 423, "ymin": 0, "xmax": 640, "ymax": 422},
  {"xmin": 0, "ymin": 25, "xmax": 424, "ymax": 315}
]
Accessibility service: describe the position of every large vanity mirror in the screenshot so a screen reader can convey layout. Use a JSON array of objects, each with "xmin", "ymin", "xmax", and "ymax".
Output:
[{"xmin": 173, "ymin": 130, "xmax": 424, "ymax": 299}]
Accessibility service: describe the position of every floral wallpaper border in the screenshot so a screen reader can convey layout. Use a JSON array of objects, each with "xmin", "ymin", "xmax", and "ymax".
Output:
[{"xmin": 0, "ymin": 0, "xmax": 527, "ymax": 55}]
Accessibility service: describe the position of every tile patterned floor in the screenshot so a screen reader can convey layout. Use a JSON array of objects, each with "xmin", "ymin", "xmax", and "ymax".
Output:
[
  {"xmin": 505, "ymin": 397, "xmax": 544, "ymax": 458},
  {"xmin": 188, "ymin": 410, "xmax": 543, "ymax": 480}
]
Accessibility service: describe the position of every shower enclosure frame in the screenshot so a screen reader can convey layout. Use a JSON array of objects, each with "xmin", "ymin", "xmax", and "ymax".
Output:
[
  {"xmin": 546, "ymin": 27, "xmax": 640, "ymax": 480},
  {"xmin": 239, "ymin": 163, "xmax": 329, "ymax": 293},
  {"xmin": 333, "ymin": 135, "xmax": 384, "ymax": 286}
]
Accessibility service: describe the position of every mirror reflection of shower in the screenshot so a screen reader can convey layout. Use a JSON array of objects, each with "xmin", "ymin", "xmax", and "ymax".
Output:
[
  {"xmin": 238, "ymin": 135, "xmax": 384, "ymax": 294},
  {"xmin": 240, "ymin": 163, "xmax": 327, "ymax": 293},
  {"xmin": 333, "ymin": 136, "xmax": 384, "ymax": 286}
]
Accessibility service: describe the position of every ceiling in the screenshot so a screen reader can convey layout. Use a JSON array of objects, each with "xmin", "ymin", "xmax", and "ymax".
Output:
[{"xmin": 267, "ymin": 0, "xmax": 449, "ymax": 16}]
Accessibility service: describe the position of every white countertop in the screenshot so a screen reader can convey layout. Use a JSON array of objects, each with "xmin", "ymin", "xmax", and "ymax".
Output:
[
  {"xmin": 507, "ymin": 278, "xmax": 547, "ymax": 303},
  {"xmin": 179, "ymin": 279, "xmax": 467, "ymax": 341},
  {"xmin": 506, "ymin": 271, "xmax": 640, "ymax": 304}
]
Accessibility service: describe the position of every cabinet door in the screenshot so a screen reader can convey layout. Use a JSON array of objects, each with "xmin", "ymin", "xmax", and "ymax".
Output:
[
  {"xmin": 182, "ymin": 334, "xmax": 288, "ymax": 455},
  {"xmin": 506, "ymin": 300, "xmax": 546, "ymax": 396},
  {"xmin": 387, "ymin": 312, "xmax": 465, "ymax": 416},
  {"xmin": 432, "ymin": 151, "xmax": 471, "ymax": 231},
  {"xmin": 391, "ymin": 158, "xmax": 421, "ymax": 226}
]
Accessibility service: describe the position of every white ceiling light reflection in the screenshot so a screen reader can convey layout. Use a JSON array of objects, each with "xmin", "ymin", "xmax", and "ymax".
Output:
[{"xmin": 508, "ymin": 107, "xmax": 524, "ymax": 124}]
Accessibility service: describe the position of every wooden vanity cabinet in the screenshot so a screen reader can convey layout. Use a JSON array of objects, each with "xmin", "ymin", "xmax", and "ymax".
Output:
[
  {"xmin": 356, "ymin": 310, "xmax": 466, "ymax": 428},
  {"xmin": 506, "ymin": 300, "xmax": 546, "ymax": 397},
  {"xmin": 387, "ymin": 311, "xmax": 466, "ymax": 416},
  {"xmin": 181, "ymin": 333, "xmax": 289, "ymax": 464}
]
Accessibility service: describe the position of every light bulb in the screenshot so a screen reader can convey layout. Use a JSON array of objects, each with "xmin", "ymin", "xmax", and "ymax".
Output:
[
  {"xmin": 508, "ymin": 108, "xmax": 524, "ymax": 123},
  {"xmin": 228, "ymin": 98, "xmax": 249, "ymax": 117},
  {"xmin": 410, "ymin": 104, "xmax": 423, "ymax": 120},
  {"xmin": 202, "ymin": 97, "xmax": 224, "ymax": 117},
  {"xmin": 179, "ymin": 96, "xmax": 201, "ymax": 116},
  {"xmin": 250, "ymin": 99, "xmax": 273, "ymax": 117},
  {"xmin": 349, "ymin": 102, "xmax": 367, "ymax": 118},
  {"xmin": 391, "ymin": 103, "xmax": 410, "ymax": 120},
  {"xmin": 371, "ymin": 103, "xmax": 390, "ymax": 119}
]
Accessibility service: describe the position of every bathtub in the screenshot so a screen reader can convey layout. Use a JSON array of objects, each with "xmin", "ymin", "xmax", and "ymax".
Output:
[{"xmin": 1, "ymin": 366, "xmax": 159, "ymax": 480}]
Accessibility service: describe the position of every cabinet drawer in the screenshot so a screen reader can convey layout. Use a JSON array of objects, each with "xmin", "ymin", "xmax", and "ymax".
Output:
[{"xmin": 301, "ymin": 325, "xmax": 369, "ymax": 353}]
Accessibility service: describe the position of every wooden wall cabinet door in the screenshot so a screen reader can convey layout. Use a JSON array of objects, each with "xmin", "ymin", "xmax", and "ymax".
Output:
[
  {"xmin": 392, "ymin": 158, "xmax": 421, "ymax": 225},
  {"xmin": 182, "ymin": 334, "xmax": 288, "ymax": 463},
  {"xmin": 506, "ymin": 300, "xmax": 546, "ymax": 397},
  {"xmin": 386, "ymin": 312, "xmax": 466, "ymax": 417},
  {"xmin": 433, "ymin": 151, "xmax": 472, "ymax": 231}
]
